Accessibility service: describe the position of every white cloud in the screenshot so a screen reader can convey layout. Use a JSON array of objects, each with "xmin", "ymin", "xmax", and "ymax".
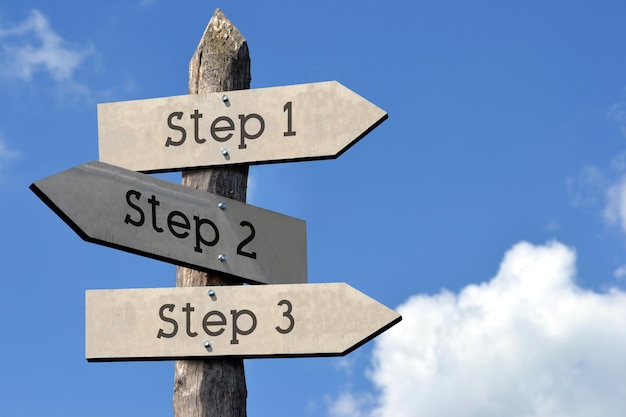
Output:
[
  {"xmin": 0, "ymin": 9, "xmax": 93, "ymax": 88},
  {"xmin": 604, "ymin": 174, "xmax": 626, "ymax": 233},
  {"xmin": 332, "ymin": 240, "xmax": 626, "ymax": 417}
]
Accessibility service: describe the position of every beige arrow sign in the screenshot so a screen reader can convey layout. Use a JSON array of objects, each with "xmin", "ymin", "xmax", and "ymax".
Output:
[
  {"xmin": 98, "ymin": 81, "xmax": 388, "ymax": 173},
  {"xmin": 85, "ymin": 283, "xmax": 401, "ymax": 361}
]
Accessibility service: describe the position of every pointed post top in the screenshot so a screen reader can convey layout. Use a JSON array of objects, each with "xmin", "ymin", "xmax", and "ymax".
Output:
[
  {"xmin": 207, "ymin": 9, "xmax": 246, "ymax": 50},
  {"xmin": 189, "ymin": 8, "xmax": 250, "ymax": 94}
]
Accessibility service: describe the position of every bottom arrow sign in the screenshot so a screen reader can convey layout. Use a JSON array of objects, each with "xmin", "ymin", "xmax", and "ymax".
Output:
[{"xmin": 85, "ymin": 283, "xmax": 401, "ymax": 361}]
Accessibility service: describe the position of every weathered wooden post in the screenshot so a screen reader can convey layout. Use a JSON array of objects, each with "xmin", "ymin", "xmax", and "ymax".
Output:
[{"xmin": 172, "ymin": 9, "xmax": 249, "ymax": 417}]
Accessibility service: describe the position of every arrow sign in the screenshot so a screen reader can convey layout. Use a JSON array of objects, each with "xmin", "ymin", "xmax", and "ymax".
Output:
[
  {"xmin": 30, "ymin": 161, "xmax": 306, "ymax": 285},
  {"xmin": 85, "ymin": 283, "xmax": 401, "ymax": 361},
  {"xmin": 98, "ymin": 81, "xmax": 388, "ymax": 173}
]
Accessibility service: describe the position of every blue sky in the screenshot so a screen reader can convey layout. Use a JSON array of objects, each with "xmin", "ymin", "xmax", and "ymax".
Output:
[{"xmin": 2, "ymin": 1, "xmax": 626, "ymax": 416}]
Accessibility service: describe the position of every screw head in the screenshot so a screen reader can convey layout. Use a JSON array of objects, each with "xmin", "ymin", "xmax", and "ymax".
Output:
[
  {"xmin": 218, "ymin": 202, "xmax": 227, "ymax": 210},
  {"xmin": 218, "ymin": 254, "xmax": 227, "ymax": 262},
  {"xmin": 221, "ymin": 148, "xmax": 229, "ymax": 156},
  {"xmin": 203, "ymin": 340, "xmax": 211, "ymax": 348},
  {"xmin": 221, "ymin": 94, "xmax": 228, "ymax": 102},
  {"xmin": 208, "ymin": 289, "xmax": 215, "ymax": 296}
]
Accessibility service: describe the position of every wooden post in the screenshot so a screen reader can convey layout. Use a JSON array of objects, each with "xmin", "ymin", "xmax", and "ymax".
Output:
[{"xmin": 173, "ymin": 9, "xmax": 249, "ymax": 417}]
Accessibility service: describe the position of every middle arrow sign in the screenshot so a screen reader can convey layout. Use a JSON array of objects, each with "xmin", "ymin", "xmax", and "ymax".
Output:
[{"xmin": 30, "ymin": 161, "xmax": 307, "ymax": 285}]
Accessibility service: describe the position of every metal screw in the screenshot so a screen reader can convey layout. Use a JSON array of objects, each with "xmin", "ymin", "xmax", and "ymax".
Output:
[
  {"xmin": 218, "ymin": 202, "xmax": 227, "ymax": 210},
  {"xmin": 203, "ymin": 340, "xmax": 211, "ymax": 348},
  {"xmin": 218, "ymin": 254, "xmax": 227, "ymax": 262},
  {"xmin": 208, "ymin": 289, "xmax": 215, "ymax": 297},
  {"xmin": 221, "ymin": 94, "xmax": 228, "ymax": 102},
  {"xmin": 221, "ymin": 148, "xmax": 229, "ymax": 156}
]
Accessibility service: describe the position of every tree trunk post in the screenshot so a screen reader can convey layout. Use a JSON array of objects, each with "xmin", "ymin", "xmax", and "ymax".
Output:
[{"xmin": 173, "ymin": 9, "xmax": 250, "ymax": 417}]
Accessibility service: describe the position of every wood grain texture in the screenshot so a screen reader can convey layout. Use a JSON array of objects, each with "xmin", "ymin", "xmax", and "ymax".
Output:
[{"xmin": 173, "ymin": 8, "xmax": 249, "ymax": 417}]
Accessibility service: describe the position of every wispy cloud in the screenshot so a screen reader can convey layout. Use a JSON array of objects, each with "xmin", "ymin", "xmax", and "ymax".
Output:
[
  {"xmin": 0, "ymin": 135, "xmax": 19, "ymax": 181},
  {"xmin": 608, "ymin": 102, "xmax": 626, "ymax": 138},
  {"xmin": 604, "ymin": 173, "xmax": 626, "ymax": 233},
  {"xmin": 139, "ymin": 0, "xmax": 157, "ymax": 8},
  {"xmin": 581, "ymin": 92, "xmax": 626, "ymax": 233},
  {"xmin": 0, "ymin": 137, "xmax": 18, "ymax": 160},
  {"xmin": 567, "ymin": 164, "xmax": 606, "ymax": 209},
  {"xmin": 568, "ymin": 151, "xmax": 626, "ymax": 237},
  {"xmin": 0, "ymin": 9, "xmax": 93, "ymax": 95},
  {"xmin": 327, "ymin": 391, "xmax": 373, "ymax": 417},
  {"xmin": 567, "ymin": 150, "xmax": 626, "ymax": 245},
  {"xmin": 614, "ymin": 264, "xmax": 626, "ymax": 281},
  {"xmin": 329, "ymin": 240, "xmax": 626, "ymax": 417}
]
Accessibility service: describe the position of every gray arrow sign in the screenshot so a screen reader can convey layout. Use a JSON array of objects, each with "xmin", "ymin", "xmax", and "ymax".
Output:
[
  {"xmin": 30, "ymin": 161, "xmax": 307, "ymax": 285},
  {"xmin": 85, "ymin": 283, "xmax": 402, "ymax": 361},
  {"xmin": 98, "ymin": 81, "xmax": 388, "ymax": 173}
]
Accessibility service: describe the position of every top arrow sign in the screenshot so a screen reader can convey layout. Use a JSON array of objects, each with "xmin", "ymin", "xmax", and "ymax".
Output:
[{"xmin": 98, "ymin": 81, "xmax": 387, "ymax": 173}]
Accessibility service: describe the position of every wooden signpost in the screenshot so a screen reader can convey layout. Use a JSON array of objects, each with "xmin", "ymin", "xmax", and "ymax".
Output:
[
  {"xmin": 98, "ymin": 81, "xmax": 388, "ymax": 173},
  {"xmin": 29, "ymin": 8, "xmax": 398, "ymax": 417},
  {"xmin": 86, "ymin": 283, "xmax": 401, "ymax": 361},
  {"xmin": 172, "ymin": 11, "xmax": 251, "ymax": 416},
  {"xmin": 29, "ymin": 160, "xmax": 307, "ymax": 285}
]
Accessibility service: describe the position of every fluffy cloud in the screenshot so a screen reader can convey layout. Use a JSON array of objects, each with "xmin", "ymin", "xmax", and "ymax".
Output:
[
  {"xmin": 334, "ymin": 241, "xmax": 626, "ymax": 417},
  {"xmin": 0, "ymin": 9, "xmax": 92, "ymax": 85}
]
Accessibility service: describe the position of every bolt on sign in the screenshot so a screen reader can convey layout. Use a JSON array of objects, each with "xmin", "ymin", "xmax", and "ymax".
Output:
[
  {"xmin": 98, "ymin": 81, "xmax": 388, "ymax": 173},
  {"xmin": 30, "ymin": 161, "xmax": 307, "ymax": 285},
  {"xmin": 85, "ymin": 283, "xmax": 402, "ymax": 361}
]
